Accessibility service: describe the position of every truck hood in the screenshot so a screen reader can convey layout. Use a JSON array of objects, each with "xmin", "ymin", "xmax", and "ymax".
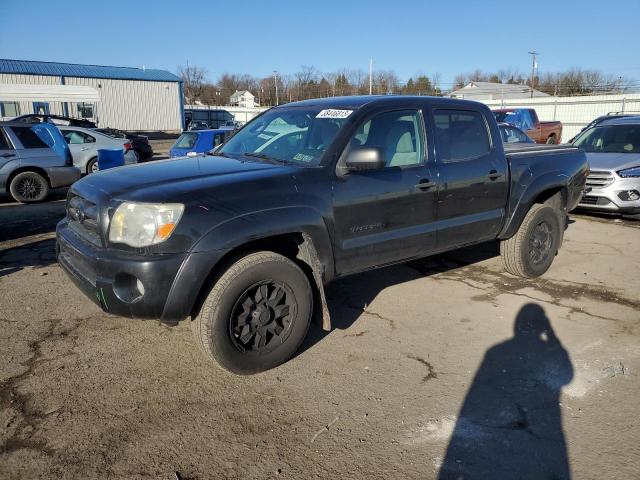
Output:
[
  {"xmin": 585, "ymin": 152, "xmax": 640, "ymax": 172},
  {"xmin": 74, "ymin": 154, "xmax": 285, "ymax": 199}
]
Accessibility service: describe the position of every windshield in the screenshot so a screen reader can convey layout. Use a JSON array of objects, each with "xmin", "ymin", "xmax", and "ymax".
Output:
[
  {"xmin": 573, "ymin": 124, "xmax": 640, "ymax": 153},
  {"xmin": 175, "ymin": 132, "xmax": 198, "ymax": 149},
  {"xmin": 219, "ymin": 107, "xmax": 352, "ymax": 166}
]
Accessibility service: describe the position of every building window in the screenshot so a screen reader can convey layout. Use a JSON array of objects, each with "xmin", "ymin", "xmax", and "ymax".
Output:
[
  {"xmin": 32, "ymin": 102, "xmax": 50, "ymax": 115},
  {"xmin": 77, "ymin": 103, "xmax": 94, "ymax": 119},
  {"xmin": 0, "ymin": 102, "xmax": 20, "ymax": 117}
]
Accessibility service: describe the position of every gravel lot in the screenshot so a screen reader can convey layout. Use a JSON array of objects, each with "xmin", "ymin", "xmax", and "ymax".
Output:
[{"xmin": 1, "ymin": 192, "xmax": 639, "ymax": 479}]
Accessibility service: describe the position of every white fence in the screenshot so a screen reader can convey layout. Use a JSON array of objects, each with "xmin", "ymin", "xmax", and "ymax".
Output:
[{"xmin": 480, "ymin": 93, "xmax": 640, "ymax": 140}]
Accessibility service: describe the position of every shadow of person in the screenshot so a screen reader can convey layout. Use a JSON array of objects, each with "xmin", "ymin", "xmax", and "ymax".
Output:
[{"xmin": 438, "ymin": 303, "xmax": 574, "ymax": 480}]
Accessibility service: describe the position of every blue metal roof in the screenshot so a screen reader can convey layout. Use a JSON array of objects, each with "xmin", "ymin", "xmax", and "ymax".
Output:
[{"xmin": 0, "ymin": 59, "xmax": 181, "ymax": 83}]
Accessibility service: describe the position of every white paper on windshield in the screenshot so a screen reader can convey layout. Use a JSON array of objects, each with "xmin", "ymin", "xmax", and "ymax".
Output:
[{"xmin": 316, "ymin": 109, "xmax": 353, "ymax": 119}]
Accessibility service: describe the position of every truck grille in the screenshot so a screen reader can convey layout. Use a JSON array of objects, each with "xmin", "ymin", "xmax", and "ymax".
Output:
[
  {"xmin": 586, "ymin": 170, "xmax": 614, "ymax": 189},
  {"xmin": 66, "ymin": 193, "xmax": 102, "ymax": 247}
]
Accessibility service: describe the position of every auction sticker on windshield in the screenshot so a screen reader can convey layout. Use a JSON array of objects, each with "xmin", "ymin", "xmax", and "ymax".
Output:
[{"xmin": 316, "ymin": 109, "xmax": 353, "ymax": 119}]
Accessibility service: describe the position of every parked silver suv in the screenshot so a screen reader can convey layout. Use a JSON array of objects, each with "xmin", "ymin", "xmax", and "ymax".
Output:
[
  {"xmin": 0, "ymin": 122, "xmax": 80, "ymax": 203},
  {"xmin": 573, "ymin": 116, "xmax": 640, "ymax": 214}
]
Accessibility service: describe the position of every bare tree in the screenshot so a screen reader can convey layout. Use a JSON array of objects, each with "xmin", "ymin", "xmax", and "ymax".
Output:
[{"xmin": 178, "ymin": 65, "xmax": 208, "ymax": 104}]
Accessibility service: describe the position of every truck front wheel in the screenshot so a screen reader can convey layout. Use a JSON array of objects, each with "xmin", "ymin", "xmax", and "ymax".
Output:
[
  {"xmin": 192, "ymin": 251, "xmax": 313, "ymax": 374},
  {"xmin": 500, "ymin": 204, "xmax": 561, "ymax": 278}
]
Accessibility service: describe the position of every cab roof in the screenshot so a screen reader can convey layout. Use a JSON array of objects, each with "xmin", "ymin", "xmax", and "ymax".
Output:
[
  {"xmin": 279, "ymin": 95, "xmax": 485, "ymax": 110},
  {"xmin": 598, "ymin": 115, "xmax": 640, "ymax": 126}
]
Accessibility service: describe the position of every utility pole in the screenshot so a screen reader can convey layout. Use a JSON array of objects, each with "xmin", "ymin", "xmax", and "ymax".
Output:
[
  {"xmin": 369, "ymin": 58, "xmax": 373, "ymax": 95},
  {"xmin": 273, "ymin": 70, "xmax": 279, "ymax": 106},
  {"xmin": 528, "ymin": 51, "xmax": 538, "ymax": 98}
]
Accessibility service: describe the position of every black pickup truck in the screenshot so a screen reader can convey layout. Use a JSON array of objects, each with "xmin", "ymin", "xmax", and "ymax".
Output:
[{"xmin": 56, "ymin": 96, "xmax": 588, "ymax": 374}]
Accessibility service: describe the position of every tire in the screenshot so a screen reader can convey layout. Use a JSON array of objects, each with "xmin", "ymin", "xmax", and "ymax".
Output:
[
  {"xmin": 86, "ymin": 157, "xmax": 98, "ymax": 174},
  {"xmin": 500, "ymin": 204, "xmax": 562, "ymax": 278},
  {"xmin": 546, "ymin": 135, "xmax": 557, "ymax": 144},
  {"xmin": 192, "ymin": 251, "xmax": 313, "ymax": 374},
  {"xmin": 9, "ymin": 171, "xmax": 49, "ymax": 203}
]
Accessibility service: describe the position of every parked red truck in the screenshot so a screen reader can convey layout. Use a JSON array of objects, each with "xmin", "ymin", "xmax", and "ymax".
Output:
[{"xmin": 493, "ymin": 108, "xmax": 562, "ymax": 144}]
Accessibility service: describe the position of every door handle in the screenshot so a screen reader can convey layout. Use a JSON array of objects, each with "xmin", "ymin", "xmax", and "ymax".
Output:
[
  {"xmin": 81, "ymin": 147, "xmax": 89, "ymax": 151},
  {"xmin": 416, "ymin": 179, "xmax": 436, "ymax": 190},
  {"xmin": 488, "ymin": 170, "xmax": 503, "ymax": 180},
  {"xmin": 1, "ymin": 153, "xmax": 16, "ymax": 158}
]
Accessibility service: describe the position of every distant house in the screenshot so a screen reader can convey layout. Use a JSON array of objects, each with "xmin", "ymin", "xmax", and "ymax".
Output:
[
  {"xmin": 448, "ymin": 81, "xmax": 549, "ymax": 100},
  {"xmin": 229, "ymin": 90, "xmax": 258, "ymax": 108}
]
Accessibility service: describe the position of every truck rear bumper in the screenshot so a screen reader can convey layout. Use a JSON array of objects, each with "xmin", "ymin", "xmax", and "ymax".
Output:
[{"xmin": 56, "ymin": 219, "xmax": 201, "ymax": 324}]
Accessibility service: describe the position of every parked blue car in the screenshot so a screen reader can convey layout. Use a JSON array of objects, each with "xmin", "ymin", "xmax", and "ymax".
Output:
[{"xmin": 169, "ymin": 129, "xmax": 233, "ymax": 158}]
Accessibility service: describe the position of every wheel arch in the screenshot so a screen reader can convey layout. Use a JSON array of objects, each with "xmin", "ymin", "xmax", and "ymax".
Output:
[
  {"xmin": 499, "ymin": 174, "xmax": 569, "ymax": 240},
  {"xmin": 162, "ymin": 207, "xmax": 335, "ymax": 330},
  {"xmin": 6, "ymin": 166, "xmax": 52, "ymax": 191},
  {"xmin": 187, "ymin": 231, "xmax": 332, "ymax": 331}
]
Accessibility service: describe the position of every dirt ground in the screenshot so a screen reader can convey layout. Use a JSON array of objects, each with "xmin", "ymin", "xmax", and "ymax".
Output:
[{"xmin": 1, "ymin": 192, "xmax": 639, "ymax": 479}]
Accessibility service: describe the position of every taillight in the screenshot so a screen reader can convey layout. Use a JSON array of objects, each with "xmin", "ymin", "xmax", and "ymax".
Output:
[{"xmin": 123, "ymin": 142, "xmax": 133, "ymax": 151}]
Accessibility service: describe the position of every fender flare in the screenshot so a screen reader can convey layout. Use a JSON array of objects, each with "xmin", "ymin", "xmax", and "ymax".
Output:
[
  {"xmin": 499, "ymin": 170, "xmax": 569, "ymax": 240},
  {"xmin": 162, "ymin": 206, "xmax": 335, "ymax": 328}
]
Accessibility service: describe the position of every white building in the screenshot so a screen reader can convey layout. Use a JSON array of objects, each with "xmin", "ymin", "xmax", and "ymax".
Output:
[
  {"xmin": 448, "ymin": 81, "xmax": 549, "ymax": 101},
  {"xmin": 0, "ymin": 59, "xmax": 184, "ymax": 132},
  {"xmin": 229, "ymin": 90, "xmax": 259, "ymax": 108}
]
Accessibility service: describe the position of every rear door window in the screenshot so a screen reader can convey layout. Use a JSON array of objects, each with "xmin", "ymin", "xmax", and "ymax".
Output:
[{"xmin": 434, "ymin": 110, "xmax": 491, "ymax": 162}]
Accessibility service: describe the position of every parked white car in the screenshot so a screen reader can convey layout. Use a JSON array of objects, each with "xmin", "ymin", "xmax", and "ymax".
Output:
[{"xmin": 60, "ymin": 126, "xmax": 138, "ymax": 174}]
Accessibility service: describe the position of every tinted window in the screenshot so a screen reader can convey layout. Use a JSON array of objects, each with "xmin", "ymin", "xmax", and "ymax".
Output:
[
  {"xmin": 434, "ymin": 110, "xmax": 491, "ymax": 162},
  {"xmin": 0, "ymin": 129, "xmax": 11, "ymax": 150},
  {"xmin": 348, "ymin": 110, "xmax": 423, "ymax": 167},
  {"xmin": 11, "ymin": 126, "xmax": 49, "ymax": 149},
  {"xmin": 175, "ymin": 132, "xmax": 198, "ymax": 149}
]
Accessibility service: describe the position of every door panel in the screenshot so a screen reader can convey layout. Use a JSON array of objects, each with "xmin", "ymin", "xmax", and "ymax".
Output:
[
  {"xmin": 332, "ymin": 108, "xmax": 437, "ymax": 275},
  {"xmin": 431, "ymin": 108, "xmax": 508, "ymax": 249}
]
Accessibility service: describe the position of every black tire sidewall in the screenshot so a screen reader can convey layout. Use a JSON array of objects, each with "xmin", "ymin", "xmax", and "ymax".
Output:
[
  {"xmin": 206, "ymin": 257, "xmax": 312, "ymax": 374},
  {"xmin": 520, "ymin": 206, "xmax": 561, "ymax": 277},
  {"xmin": 9, "ymin": 171, "xmax": 49, "ymax": 203}
]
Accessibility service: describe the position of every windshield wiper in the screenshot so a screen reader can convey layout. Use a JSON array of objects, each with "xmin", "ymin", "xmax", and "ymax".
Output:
[{"xmin": 243, "ymin": 152, "xmax": 287, "ymax": 164}]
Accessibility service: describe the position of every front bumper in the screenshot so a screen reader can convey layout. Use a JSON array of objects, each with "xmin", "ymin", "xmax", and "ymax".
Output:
[
  {"xmin": 577, "ymin": 173, "xmax": 640, "ymax": 214},
  {"xmin": 57, "ymin": 219, "xmax": 188, "ymax": 323}
]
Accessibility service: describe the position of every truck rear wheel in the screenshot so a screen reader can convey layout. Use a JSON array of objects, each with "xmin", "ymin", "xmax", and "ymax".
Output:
[
  {"xmin": 546, "ymin": 135, "xmax": 557, "ymax": 144},
  {"xmin": 500, "ymin": 204, "xmax": 561, "ymax": 278},
  {"xmin": 192, "ymin": 251, "xmax": 313, "ymax": 374}
]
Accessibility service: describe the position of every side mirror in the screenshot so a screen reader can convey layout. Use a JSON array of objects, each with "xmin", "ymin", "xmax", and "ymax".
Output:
[{"xmin": 344, "ymin": 147, "xmax": 385, "ymax": 172}]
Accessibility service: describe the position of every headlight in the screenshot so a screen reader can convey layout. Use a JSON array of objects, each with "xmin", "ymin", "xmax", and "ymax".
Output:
[
  {"xmin": 618, "ymin": 166, "xmax": 640, "ymax": 178},
  {"xmin": 109, "ymin": 202, "xmax": 184, "ymax": 247}
]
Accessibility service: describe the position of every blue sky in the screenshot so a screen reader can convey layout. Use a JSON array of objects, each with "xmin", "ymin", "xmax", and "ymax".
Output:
[{"xmin": 1, "ymin": 0, "xmax": 639, "ymax": 87}]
